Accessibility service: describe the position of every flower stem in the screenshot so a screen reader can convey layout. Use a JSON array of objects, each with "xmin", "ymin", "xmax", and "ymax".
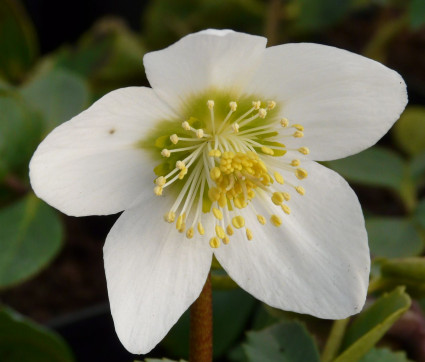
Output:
[
  {"xmin": 321, "ymin": 318, "xmax": 350, "ymax": 362},
  {"xmin": 189, "ymin": 272, "xmax": 213, "ymax": 362}
]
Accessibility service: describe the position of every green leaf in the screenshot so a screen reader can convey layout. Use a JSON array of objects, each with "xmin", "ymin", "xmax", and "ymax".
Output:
[
  {"xmin": 393, "ymin": 106, "xmax": 425, "ymax": 156},
  {"xmin": 0, "ymin": 306, "xmax": 74, "ymax": 361},
  {"xmin": 0, "ymin": 94, "xmax": 43, "ymax": 177},
  {"xmin": 20, "ymin": 67, "xmax": 90, "ymax": 131},
  {"xmin": 359, "ymin": 348, "xmax": 411, "ymax": 362},
  {"xmin": 0, "ymin": 194, "xmax": 63, "ymax": 289},
  {"xmin": 410, "ymin": 151, "xmax": 425, "ymax": 186},
  {"xmin": 243, "ymin": 321, "xmax": 320, "ymax": 362},
  {"xmin": 335, "ymin": 287, "xmax": 411, "ymax": 362},
  {"xmin": 415, "ymin": 199, "xmax": 425, "ymax": 229},
  {"xmin": 366, "ymin": 217, "xmax": 424, "ymax": 258},
  {"xmin": 162, "ymin": 289, "xmax": 256, "ymax": 359},
  {"xmin": 295, "ymin": 0, "xmax": 351, "ymax": 32},
  {"xmin": 327, "ymin": 146, "xmax": 405, "ymax": 191},
  {"xmin": 0, "ymin": 0, "xmax": 38, "ymax": 83},
  {"xmin": 408, "ymin": 0, "xmax": 425, "ymax": 30}
]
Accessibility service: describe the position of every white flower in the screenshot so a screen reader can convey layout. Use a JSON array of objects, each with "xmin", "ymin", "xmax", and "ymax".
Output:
[{"xmin": 29, "ymin": 29, "xmax": 407, "ymax": 354}]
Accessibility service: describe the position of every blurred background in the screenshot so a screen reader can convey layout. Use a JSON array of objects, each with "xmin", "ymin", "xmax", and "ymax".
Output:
[{"xmin": 1, "ymin": 0, "xmax": 425, "ymax": 361}]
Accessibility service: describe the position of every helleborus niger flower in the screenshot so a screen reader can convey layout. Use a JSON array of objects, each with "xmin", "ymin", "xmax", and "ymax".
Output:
[{"xmin": 29, "ymin": 29, "xmax": 407, "ymax": 354}]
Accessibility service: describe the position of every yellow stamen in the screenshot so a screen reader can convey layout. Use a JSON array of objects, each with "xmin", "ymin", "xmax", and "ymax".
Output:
[
  {"xmin": 282, "ymin": 192, "xmax": 291, "ymax": 201},
  {"xmin": 271, "ymin": 192, "xmax": 285, "ymax": 205},
  {"xmin": 170, "ymin": 134, "xmax": 179, "ymax": 144},
  {"xmin": 212, "ymin": 207, "xmax": 223, "ymax": 220},
  {"xmin": 258, "ymin": 108, "xmax": 267, "ymax": 119},
  {"xmin": 261, "ymin": 146, "xmax": 274, "ymax": 155},
  {"xmin": 164, "ymin": 211, "xmax": 176, "ymax": 223},
  {"xmin": 280, "ymin": 118, "xmax": 289, "ymax": 127},
  {"xmin": 176, "ymin": 214, "xmax": 185, "ymax": 230},
  {"xmin": 161, "ymin": 149, "xmax": 171, "ymax": 157},
  {"xmin": 257, "ymin": 214, "xmax": 266, "ymax": 225},
  {"xmin": 281, "ymin": 204, "xmax": 291, "ymax": 214},
  {"xmin": 267, "ymin": 101, "xmax": 276, "ymax": 110},
  {"xmin": 293, "ymin": 131, "xmax": 304, "ymax": 138},
  {"xmin": 210, "ymin": 167, "xmax": 221, "ymax": 180},
  {"xmin": 274, "ymin": 172, "xmax": 284, "ymax": 184},
  {"xmin": 222, "ymin": 235, "xmax": 230, "ymax": 245},
  {"xmin": 198, "ymin": 222, "xmax": 205, "ymax": 235},
  {"xmin": 226, "ymin": 225, "xmax": 234, "ymax": 236},
  {"xmin": 232, "ymin": 215, "xmax": 245, "ymax": 229},
  {"xmin": 291, "ymin": 159, "xmax": 300, "ymax": 167},
  {"xmin": 246, "ymin": 228, "xmax": 253, "ymax": 240},
  {"xmin": 295, "ymin": 186, "xmax": 305, "ymax": 195},
  {"xmin": 182, "ymin": 121, "xmax": 191, "ymax": 130},
  {"xmin": 155, "ymin": 176, "xmax": 166, "ymax": 186},
  {"xmin": 229, "ymin": 101, "xmax": 237, "ymax": 111},
  {"xmin": 186, "ymin": 227, "xmax": 194, "ymax": 239},
  {"xmin": 271, "ymin": 214, "xmax": 282, "ymax": 227},
  {"xmin": 298, "ymin": 147, "xmax": 310, "ymax": 155},
  {"xmin": 196, "ymin": 129, "xmax": 204, "ymax": 138},
  {"xmin": 207, "ymin": 100, "xmax": 215, "ymax": 110},
  {"xmin": 215, "ymin": 225, "xmax": 226, "ymax": 239},
  {"xmin": 210, "ymin": 237, "xmax": 220, "ymax": 248},
  {"xmin": 154, "ymin": 186, "xmax": 163, "ymax": 195},
  {"xmin": 252, "ymin": 100, "xmax": 261, "ymax": 110},
  {"xmin": 293, "ymin": 124, "xmax": 304, "ymax": 131},
  {"xmin": 232, "ymin": 123, "xmax": 240, "ymax": 133},
  {"xmin": 296, "ymin": 168, "xmax": 308, "ymax": 180}
]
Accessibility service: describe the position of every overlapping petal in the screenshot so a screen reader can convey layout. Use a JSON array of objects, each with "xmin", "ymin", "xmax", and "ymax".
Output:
[
  {"xmin": 245, "ymin": 43, "xmax": 407, "ymax": 161},
  {"xmin": 30, "ymin": 87, "xmax": 175, "ymax": 216},
  {"xmin": 214, "ymin": 161, "xmax": 369, "ymax": 319},
  {"xmin": 104, "ymin": 193, "xmax": 213, "ymax": 354},
  {"xmin": 143, "ymin": 29, "xmax": 267, "ymax": 112}
]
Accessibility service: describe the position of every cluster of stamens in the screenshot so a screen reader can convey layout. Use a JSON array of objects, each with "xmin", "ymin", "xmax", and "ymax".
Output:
[{"xmin": 152, "ymin": 98, "xmax": 310, "ymax": 248}]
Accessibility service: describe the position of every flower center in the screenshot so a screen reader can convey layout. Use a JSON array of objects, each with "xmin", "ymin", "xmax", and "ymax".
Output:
[{"xmin": 148, "ymin": 95, "xmax": 309, "ymax": 248}]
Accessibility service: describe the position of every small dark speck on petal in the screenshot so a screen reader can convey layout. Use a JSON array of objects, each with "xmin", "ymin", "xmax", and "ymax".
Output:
[{"xmin": 109, "ymin": 128, "xmax": 116, "ymax": 134}]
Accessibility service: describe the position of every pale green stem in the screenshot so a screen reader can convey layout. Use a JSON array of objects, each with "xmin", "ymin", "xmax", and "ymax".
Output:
[{"xmin": 321, "ymin": 318, "xmax": 350, "ymax": 362}]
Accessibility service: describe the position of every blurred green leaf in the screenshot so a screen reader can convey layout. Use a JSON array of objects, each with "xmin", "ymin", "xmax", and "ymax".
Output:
[
  {"xmin": 242, "ymin": 321, "xmax": 320, "ymax": 362},
  {"xmin": 20, "ymin": 67, "xmax": 90, "ymax": 131},
  {"xmin": 0, "ymin": 306, "xmax": 74, "ymax": 361},
  {"xmin": 359, "ymin": 348, "xmax": 411, "ymax": 362},
  {"xmin": 408, "ymin": 0, "xmax": 425, "ymax": 30},
  {"xmin": 410, "ymin": 151, "xmax": 425, "ymax": 186},
  {"xmin": 366, "ymin": 217, "xmax": 424, "ymax": 258},
  {"xmin": 327, "ymin": 146, "xmax": 405, "ymax": 191},
  {"xmin": 0, "ymin": 94, "xmax": 43, "ymax": 177},
  {"xmin": 0, "ymin": 0, "xmax": 38, "ymax": 83},
  {"xmin": 415, "ymin": 199, "xmax": 425, "ymax": 229},
  {"xmin": 295, "ymin": 0, "xmax": 351, "ymax": 32},
  {"xmin": 393, "ymin": 106, "xmax": 425, "ymax": 156},
  {"xmin": 162, "ymin": 289, "xmax": 256, "ymax": 359},
  {"xmin": 335, "ymin": 287, "xmax": 411, "ymax": 361},
  {"xmin": 0, "ymin": 193, "xmax": 63, "ymax": 289}
]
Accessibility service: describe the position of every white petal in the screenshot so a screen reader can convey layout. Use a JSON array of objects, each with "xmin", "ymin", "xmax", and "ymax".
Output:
[
  {"xmin": 30, "ymin": 87, "xmax": 176, "ymax": 216},
  {"xmin": 214, "ymin": 161, "xmax": 370, "ymax": 319},
  {"xmin": 143, "ymin": 29, "xmax": 267, "ymax": 112},
  {"xmin": 104, "ymin": 193, "xmax": 213, "ymax": 354},
  {"xmin": 246, "ymin": 43, "xmax": 407, "ymax": 161}
]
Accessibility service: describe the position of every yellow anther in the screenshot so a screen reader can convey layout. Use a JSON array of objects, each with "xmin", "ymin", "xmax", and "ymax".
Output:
[
  {"xmin": 298, "ymin": 147, "xmax": 310, "ymax": 155},
  {"xmin": 293, "ymin": 131, "xmax": 304, "ymax": 138},
  {"xmin": 222, "ymin": 235, "xmax": 230, "ymax": 245},
  {"xmin": 280, "ymin": 118, "xmax": 289, "ymax": 127},
  {"xmin": 258, "ymin": 108, "xmax": 267, "ymax": 119},
  {"xmin": 296, "ymin": 168, "xmax": 308, "ymax": 180},
  {"xmin": 293, "ymin": 124, "xmax": 304, "ymax": 131},
  {"xmin": 282, "ymin": 192, "xmax": 291, "ymax": 201},
  {"xmin": 267, "ymin": 101, "xmax": 276, "ymax": 110},
  {"xmin": 229, "ymin": 101, "xmax": 237, "ymax": 111},
  {"xmin": 176, "ymin": 214, "xmax": 185, "ymax": 230},
  {"xmin": 170, "ymin": 134, "xmax": 179, "ymax": 144},
  {"xmin": 196, "ymin": 129, "xmax": 204, "ymax": 138},
  {"xmin": 164, "ymin": 211, "xmax": 176, "ymax": 223},
  {"xmin": 176, "ymin": 160, "xmax": 186, "ymax": 170},
  {"xmin": 295, "ymin": 186, "xmax": 305, "ymax": 195},
  {"xmin": 212, "ymin": 207, "xmax": 223, "ymax": 220},
  {"xmin": 218, "ymin": 193, "xmax": 227, "ymax": 208},
  {"xmin": 257, "ymin": 214, "xmax": 266, "ymax": 225},
  {"xmin": 186, "ymin": 227, "xmax": 194, "ymax": 239},
  {"xmin": 208, "ymin": 187, "xmax": 220, "ymax": 201},
  {"xmin": 232, "ymin": 215, "xmax": 245, "ymax": 229},
  {"xmin": 274, "ymin": 172, "xmax": 284, "ymax": 184},
  {"xmin": 155, "ymin": 176, "xmax": 166, "ymax": 186},
  {"xmin": 281, "ymin": 204, "xmax": 291, "ymax": 214},
  {"xmin": 271, "ymin": 214, "xmax": 282, "ymax": 227},
  {"xmin": 161, "ymin": 149, "xmax": 171, "ymax": 157},
  {"xmin": 209, "ymin": 237, "xmax": 220, "ymax": 249},
  {"xmin": 261, "ymin": 146, "xmax": 274, "ymax": 155},
  {"xmin": 252, "ymin": 100, "xmax": 261, "ymax": 110},
  {"xmin": 210, "ymin": 167, "xmax": 221, "ymax": 180},
  {"xmin": 209, "ymin": 149, "xmax": 221, "ymax": 157},
  {"xmin": 178, "ymin": 223, "xmax": 186, "ymax": 233},
  {"xmin": 182, "ymin": 121, "xmax": 191, "ymax": 130},
  {"xmin": 226, "ymin": 225, "xmax": 234, "ymax": 236},
  {"xmin": 246, "ymin": 228, "xmax": 253, "ymax": 241},
  {"xmin": 215, "ymin": 225, "xmax": 226, "ymax": 239},
  {"xmin": 232, "ymin": 123, "xmax": 240, "ymax": 133},
  {"xmin": 291, "ymin": 159, "xmax": 300, "ymax": 167},
  {"xmin": 178, "ymin": 168, "xmax": 188, "ymax": 179},
  {"xmin": 198, "ymin": 222, "xmax": 205, "ymax": 235},
  {"xmin": 154, "ymin": 186, "xmax": 163, "ymax": 196},
  {"xmin": 207, "ymin": 100, "xmax": 215, "ymax": 110},
  {"xmin": 271, "ymin": 192, "xmax": 285, "ymax": 206}
]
